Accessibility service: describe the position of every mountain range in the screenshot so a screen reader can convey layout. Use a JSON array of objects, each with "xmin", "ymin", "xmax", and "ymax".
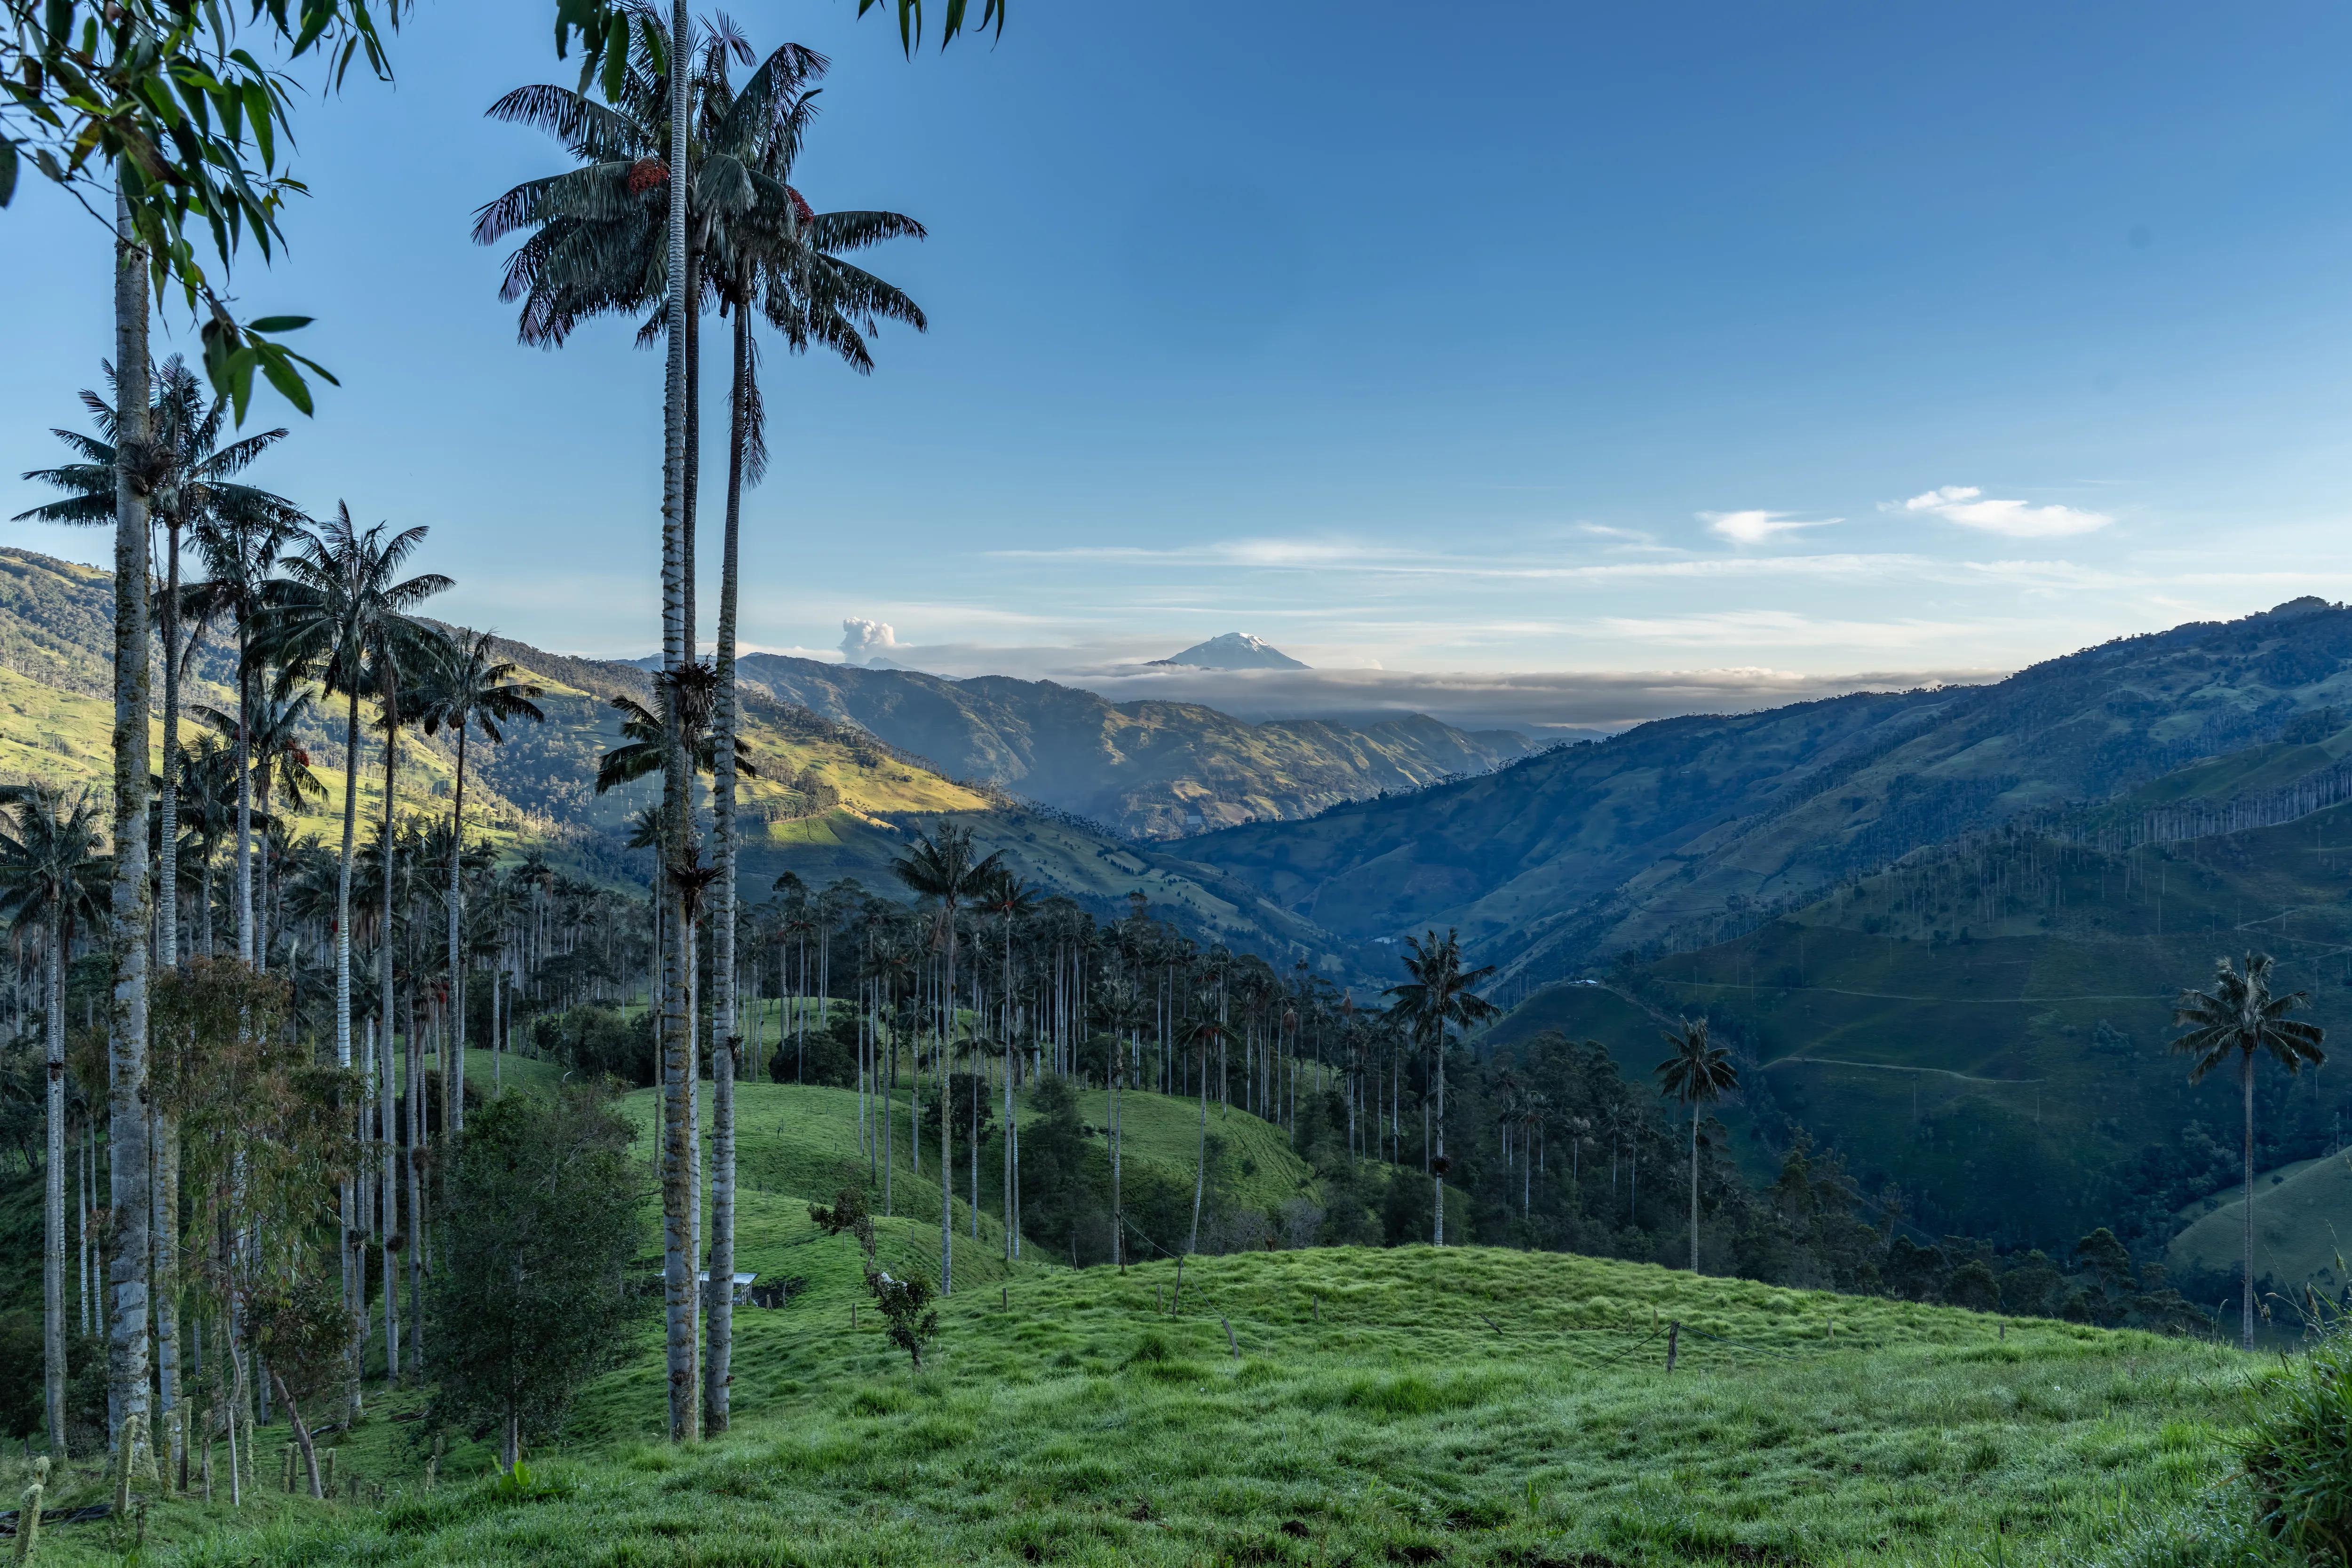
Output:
[
  {"xmin": 722, "ymin": 651, "xmax": 1532, "ymax": 839},
  {"xmin": 11, "ymin": 545, "xmax": 2352, "ymax": 1257}
]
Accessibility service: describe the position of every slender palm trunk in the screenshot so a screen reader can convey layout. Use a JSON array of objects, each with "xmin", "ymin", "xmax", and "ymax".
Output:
[
  {"xmin": 942, "ymin": 920, "xmax": 956, "ymax": 1296},
  {"xmin": 107, "ymin": 176, "xmax": 155, "ymax": 1465},
  {"xmin": 159, "ymin": 521, "xmax": 182, "ymax": 971},
  {"xmin": 2241, "ymin": 1054, "xmax": 2256, "ymax": 1351},
  {"xmin": 405, "ymin": 991, "xmax": 424, "ymax": 1374},
  {"xmin": 1003, "ymin": 918, "xmax": 1016, "ymax": 1264},
  {"xmin": 335, "ymin": 678, "xmax": 366, "ymax": 1413},
  {"xmin": 151, "ymin": 1094, "xmax": 180, "ymax": 1483},
  {"xmin": 380, "ymin": 1011, "xmax": 398, "ymax": 1381},
  {"xmin": 657, "ymin": 0, "xmax": 696, "ymax": 1448},
  {"xmin": 381, "ymin": 721, "xmax": 405, "ymax": 1383},
  {"xmin": 1689, "ymin": 1102, "xmax": 1701, "ymax": 1272},
  {"xmin": 705, "ymin": 293, "xmax": 750, "ymax": 1436},
  {"xmin": 43, "ymin": 922, "xmax": 67, "ymax": 1456},
  {"xmin": 1432, "ymin": 1031, "xmax": 1446, "ymax": 1247},
  {"xmin": 447, "ymin": 725, "xmax": 468, "ymax": 1133},
  {"xmin": 1189, "ymin": 1042, "xmax": 1208, "ymax": 1254},
  {"xmin": 233, "ymin": 643, "xmax": 252, "ymax": 962},
  {"xmin": 1111, "ymin": 1031, "xmax": 1125, "ymax": 1267}
]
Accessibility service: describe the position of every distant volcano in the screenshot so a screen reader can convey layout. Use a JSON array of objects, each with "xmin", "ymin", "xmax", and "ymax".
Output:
[{"xmin": 1148, "ymin": 633, "xmax": 1309, "ymax": 671}]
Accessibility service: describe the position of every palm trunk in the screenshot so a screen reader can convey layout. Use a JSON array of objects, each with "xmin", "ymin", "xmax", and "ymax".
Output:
[
  {"xmin": 381, "ymin": 720, "xmax": 405, "ymax": 1385},
  {"xmin": 151, "ymin": 1099, "xmax": 180, "ymax": 1483},
  {"xmin": 2242, "ymin": 1053, "xmax": 2256, "ymax": 1351},
  {"xmin": 1689, "ymin": 1102, "xmax": 1700, "ymax": 1273},
  {"xmin": 705, "ymin": 290, "xmax": 750, "ymax": 1437},
  {"xmin": 107, "ymin": 175, "xmax": 155, "ymax": 1467},
  {"xmin": 657, "ymin": 0, "xmax": 696, "ymax": 1449},
  {"xmin": 378, "ymin": 1010, "xmax": 398, "ymax": 1384},
  {"xmin": 159, "ymin": 521, "xmax": 182, "ymax": 971},
  {"xmin": 1190, "ymin": 1043, "xmax": 1208, "ymax": 1255},
  {"xmin": 335, "ymin": 681, "xmax": 365, "ymax": 1414},
  {"xmin": 1003, "ymin": 917, "xmax": 1016, "ymax": 1264},
  {"xmin": 1432, "ymin": 1031, "xmax": 1446, "ymax": 1247},
  {"xmin": 405, "ymin": 990, "xmax": 423, "ymax": 1375},
  {"xmin": 43, "ymin": 922, "xmax": 68, "ymax": 1457},
  {"xmin": 942, "ymin": 920, "xmax": 956, "ymax": 1296},
  {"xmin": 448, "ymin": 724, "xmax": 468, "ymax": 1133},
  {"xmin": 233, "ymin": 641, "xmax": 253, "ymax": 963}
]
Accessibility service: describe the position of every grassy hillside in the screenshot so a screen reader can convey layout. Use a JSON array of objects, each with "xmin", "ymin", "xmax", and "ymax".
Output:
[
  {"xmin": 0, "ymin": 549, "xmax": 1359, "ymax": 967},
  {"xmin": 6, "ymin": 1075, "xmax": 2268, "ymax": 1567},
  {"xmin": 1485, "ymin": 782, "xmax": 2352, "ymax": 1250},
  {"xmin": 2168, "ymin": 1151, "xmax": 2352, "ymax": 1299},
  {"xmin": 735, "ymin": 652, "xmax": 1531, "ymax": 840}
]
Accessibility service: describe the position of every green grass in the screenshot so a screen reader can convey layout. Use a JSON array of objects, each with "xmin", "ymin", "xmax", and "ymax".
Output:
[{"xmin": 7, "ymin": 1079, "xmax": 2287, "ymax": 1567}]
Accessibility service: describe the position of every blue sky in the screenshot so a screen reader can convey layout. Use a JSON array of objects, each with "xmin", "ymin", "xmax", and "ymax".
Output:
[{"xmin": 8, "ymin": 0, "xmax": 2352, "ymax": 729}]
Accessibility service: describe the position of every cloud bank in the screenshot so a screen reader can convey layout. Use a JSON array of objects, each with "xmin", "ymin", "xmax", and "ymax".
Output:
[{"xmin": 1900, "ymin": 485, "xmax": 2112, "ymax": 538}]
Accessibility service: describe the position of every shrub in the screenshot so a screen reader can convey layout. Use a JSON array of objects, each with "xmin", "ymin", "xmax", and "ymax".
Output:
[{"xmin": 2239, "ymin": 1323, "xmax": 2352, "ymax": 1562}]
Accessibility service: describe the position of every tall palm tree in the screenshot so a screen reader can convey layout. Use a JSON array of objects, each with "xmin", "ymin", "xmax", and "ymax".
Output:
[
  {"xmin": 184, "ymin": 505, "xmax": 304, "ymax": 964},
  {"xmin": 891, "ymin": 824, "xmax": 1002, "ymax": 1296},
  {"xmin": 976, "ymin": 869, "xmax": 1038, "ymax": 1261},
  {"xmin": 1178, "ymin": 1001, "xmax": 1236, "ymax": 1256},
  {"xmin": 257, "ymin": 505, "xmax": 449, "ymax": 1416},
  {"xmin": 13, "ymin": 355, "xmax": 300, "ymax": 974},
  {"xmin": 261, "ymin": 507, "xmax": 452, "ymax": 1075},
  {"xmin": 418, "ymin": 631, "xmax": 544, "ymax": 1133},
  {"xmin": 1385, "ymin": 929, "xmax": 1497, "ymax": 1246},
  {"xmin": 2170, "ymin": 952, "xmax": 2325, "ymax": 1350},
  {"xmin": 0, "ymin": 784, "xmax": 106, "ymax": 1458},
  {"xmin": 1655, "ymin": 1018, "xmax": 1739, "ymax": 1274}
]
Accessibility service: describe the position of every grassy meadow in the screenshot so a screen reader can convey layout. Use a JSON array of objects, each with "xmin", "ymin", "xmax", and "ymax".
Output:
[{"xmin": 1, "ymin": 1073, "xmax": 2295, "ymax": 1568}]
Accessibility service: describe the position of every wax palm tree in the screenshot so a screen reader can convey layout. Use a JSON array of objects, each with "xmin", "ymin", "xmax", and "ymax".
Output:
[
  {"xmin": 192, "ymin": 687, "xmax": 325, "ymax": 969},
  {"xmin": 1178, "ymin": 1000, "xmax": 1237, "ymax": 1255},
  {"xmin": 0, "ymin": 784, "xmax": 106, "ymax": 1458},
  {"xmin": 183, "ymin": 505, "xmax": 304, "ymax": 963},
  {"xmin": 891, "ymin": 824, "xmax": 1002, "ymax": 1296},
  {"xmin": 260, "ymin": 506, "xmax": 451, "ymax": 1072},
  {"xmin": 418, "ymin": 631, "xmax": 544, "ymax": 1132},
  {"xmin": 13, "ymin": 355, "xmax": 301, "ymax": 973},
  {"xmin": 975, "ymin": 868, "xmax": 1038, "ymax": 1261},
  {"xmin": 257, "ymin": 505, "xmax": 448, "ymax": 1418},
  {"xmin": 1385, "ymin": 929, "xmax": 1497, "ymax": 1246},
  {"xmin": 1655, "ymin": 1018, "xmax": 1739, "ymax": 1274},
  {"xmin": 2169, "ymin": 952, "xmax": 2326, "ymax": 1350}
]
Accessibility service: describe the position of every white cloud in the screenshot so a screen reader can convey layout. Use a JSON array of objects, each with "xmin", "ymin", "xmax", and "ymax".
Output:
[
  {"xmin": 1900, "ymin": 485, "xmax": 2113, "ymax": 538},
  {"xmin": 1700, "ymin": 509, "xmax": 1837, "ymax": 545},
  {"xmin": 840, "ymin": 617, "xmax": 901, "ymax": 665}
]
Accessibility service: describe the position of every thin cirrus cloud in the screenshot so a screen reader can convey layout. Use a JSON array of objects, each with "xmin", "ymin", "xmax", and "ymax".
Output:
[
  {"xmin": 1899, "ymin": 485, "xmax": 2114, "ymax": 538},
  {"xmin": 1700, "ymin": 509, "xmax": 1839, "ymax": 546}
]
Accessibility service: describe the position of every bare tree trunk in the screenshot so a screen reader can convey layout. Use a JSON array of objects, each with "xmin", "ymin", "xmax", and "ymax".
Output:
[
  {"xmin": 233, "ymin": 646, "xmax": 252, "ymax": 962},
  {"xmin": 107, "ymin": 175, "xmax": 155, "ymax": 1468},
  {"xmin": 705, "ymin": 292, "xmax": 749, "ymax": 1436},
  {"xmin": 158, "ymin": 519, "xmax": 182, "ymax": 974},
  {"xmin": 336, "ymin": 683, "xmax": 365, "ymax": 1420},
  {"xmin": 1432, "ymin": 1031, "xmax": 1446, "ymax": 1247},
  {"xmin": 1689, "ymin": 1102, "xmax": 1700, "ymax": 1272},
  {"xmin": 43, "ymin": 923, "xmax": 67, "ymax": 1456},
  {"xmin": 657, "ymin": 0, "xmax": 696, "ymax": 1449},
  {"xmin": 269, "ymin": 1371, "xmax": 322, "ymax": 1498},
  {"xmin": 2242, "ymin": 1054, "xmax": 2257, "ymax": 1351},
  {"xmin": 447, "ymin": 726, "xmax": 468, "ymax": 1133},
  {"xmin": 152, "ymin": 1101, "xmax": 180, "ymax": 1482},
  {"xmin": 942, "ymin": 923, "xmax": 955, "ymax": 1297}
]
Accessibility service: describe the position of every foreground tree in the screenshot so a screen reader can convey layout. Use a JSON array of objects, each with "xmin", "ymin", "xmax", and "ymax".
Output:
[
  {"xmin": 0, "ymin": 785, "xmax": 105, "ymax": 1457},
  {"xmin": 2169, "ymin": 952, "xmax": 2325, "ymax": 1351},
  {"xmin": 1384, "ymin": 929, "xmax": 1496, "ymax": 1246},
  {"xmin": 428, "ymin": 1090, "xmax": 647, "ymax": 1472},
  {"xmin": 1655, "ymin": 1017, "xmax": 1738, "ymax": 1274}
]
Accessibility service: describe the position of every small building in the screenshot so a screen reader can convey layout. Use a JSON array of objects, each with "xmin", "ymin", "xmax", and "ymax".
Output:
[{"xmin": 697, "ymin": 1270, "xmax": 758, "ymax": 1306}]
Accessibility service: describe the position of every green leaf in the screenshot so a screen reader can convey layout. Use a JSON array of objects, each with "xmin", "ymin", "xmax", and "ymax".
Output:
[
  {"xmin": 259, "ymin": 350, "xmax": 315, "ymax": 417},
  {"xmin": 600, "ymin": 12, "xmax": 628, "ymax": 105},
  {"xmin": 245, "ymin": 315, "xmax": 312, "ymax": 333}
]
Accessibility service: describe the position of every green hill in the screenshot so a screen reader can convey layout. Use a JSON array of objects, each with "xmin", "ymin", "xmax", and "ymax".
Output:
[
  {"xmin": 1484, "ymin": 777, "xmax": 2352, "ymax": 1251},
  {"xmin": 4, "ymin": 1072, "xmax": 2270, "ymax": 1568},
  {"xmin": 2168, "ymin": 1152, "xmax": 2352, "ymax": 1301},
  {"xmin": 734, "ymin": 651, "xmax": 1531, "ymax": 840},
  {"xmin": 0, "ymin": 547, "xmax": 1359, "ymax": 972}
]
